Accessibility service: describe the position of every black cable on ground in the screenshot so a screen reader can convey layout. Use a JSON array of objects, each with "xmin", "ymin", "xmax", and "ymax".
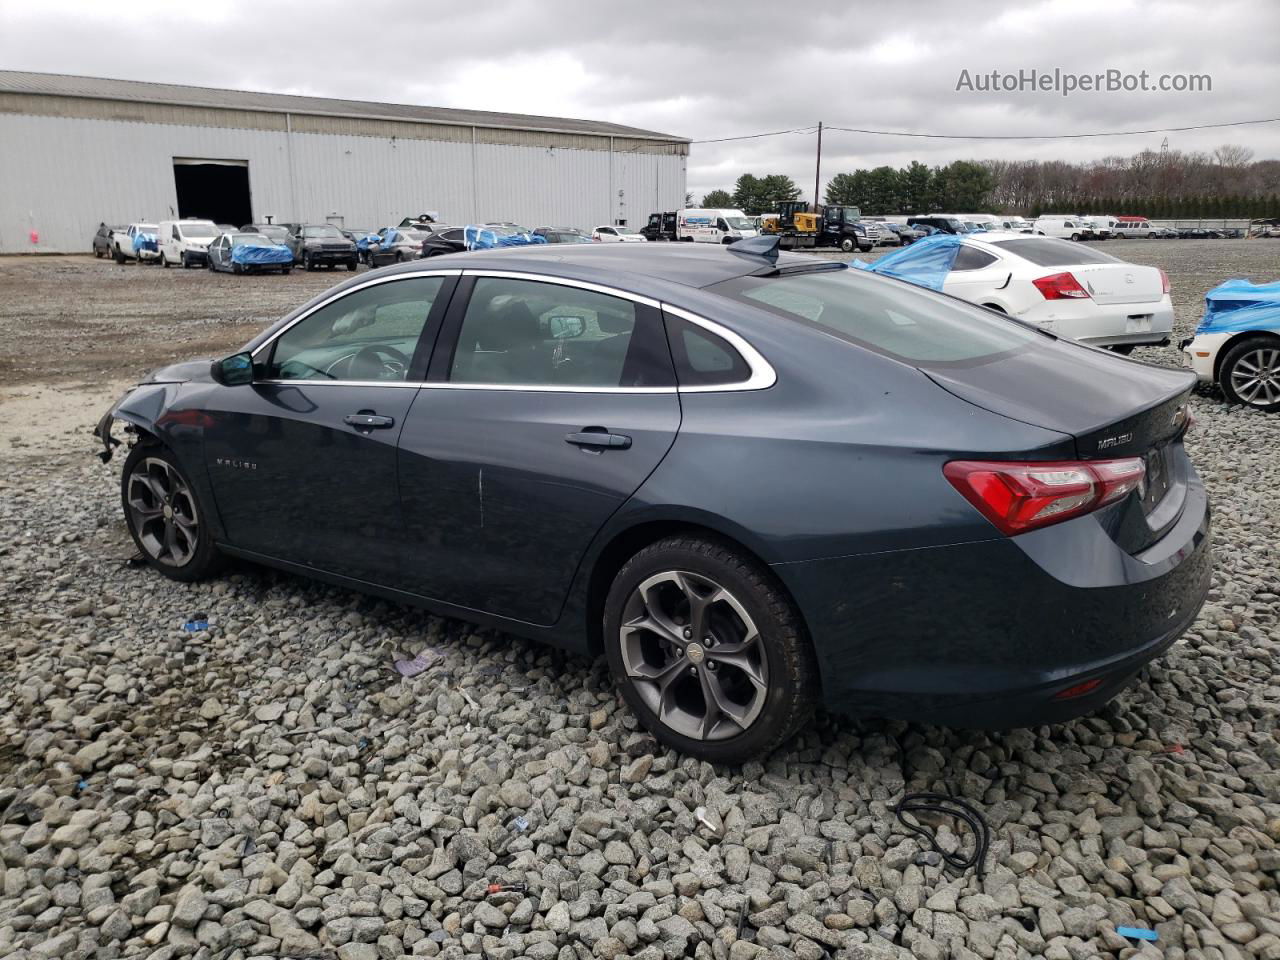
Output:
[{"xmin": 894, "ymin": 791, "xmax": 991, "ymax": 880}]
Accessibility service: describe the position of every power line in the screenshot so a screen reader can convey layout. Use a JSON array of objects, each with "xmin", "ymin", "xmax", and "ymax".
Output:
[
  {"xmin": 691, "ymin": 116, "xmax": 1280, "ymax": 145},
  {"xmin": 690, "ymin": 126, "xmax": 817, "ymax": 144}
]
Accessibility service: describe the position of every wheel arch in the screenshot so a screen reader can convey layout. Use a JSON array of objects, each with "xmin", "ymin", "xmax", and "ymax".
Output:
[
  {"xmin": 1214, "ymin": 329, "xmax": 1280, "ymax": 383},
  {"xmin": 579, "ymin": 514, "xmax": 815, "ymax": 675}
]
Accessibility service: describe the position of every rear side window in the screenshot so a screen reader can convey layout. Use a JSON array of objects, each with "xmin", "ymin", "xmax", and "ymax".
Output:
[
  {"xmin": 988, "ymin": 238, "xmax": 1122, "ymax": 267},
  {"xmin": 711, "ymin": 269, "xmax": 1036, "ymax": 365},
  {"xmin": 663, "ymin": 314, "xmax": 752, "ymax": 387},
  {"xmin": 952, "ymin": 247, "xmax": 999, "ymax": 271}
]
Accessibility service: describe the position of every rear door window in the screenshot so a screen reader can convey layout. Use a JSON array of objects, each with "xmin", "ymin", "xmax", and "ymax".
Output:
[
  {"xmin": 711, "ymin": 269, "xmax": 1037, "ymax": 365},
  {"xmin": 663, "ymin": 314, "xmax": 752, "ymax": 387}
]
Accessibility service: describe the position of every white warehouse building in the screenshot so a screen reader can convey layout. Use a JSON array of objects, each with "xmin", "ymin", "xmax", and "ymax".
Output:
[{"xmin": 0, "ymin": 71, "xmax": 689, "ymax": 254}]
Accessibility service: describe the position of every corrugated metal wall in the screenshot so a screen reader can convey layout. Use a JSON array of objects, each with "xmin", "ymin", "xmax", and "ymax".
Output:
[{"xmin": 0, "ymin": 113, "xmax": 687, "ymax": 252}]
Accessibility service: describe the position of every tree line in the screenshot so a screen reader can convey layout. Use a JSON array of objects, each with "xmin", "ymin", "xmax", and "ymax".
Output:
[{"xmin": 699, "ymin": 145, "xmax": 1280, "ymax": 219}]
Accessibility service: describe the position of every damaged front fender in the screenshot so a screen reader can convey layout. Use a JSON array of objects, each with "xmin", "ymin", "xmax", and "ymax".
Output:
[{"xmin": 93, "ymin": 382, "xmax": 185, "ymax": 462}]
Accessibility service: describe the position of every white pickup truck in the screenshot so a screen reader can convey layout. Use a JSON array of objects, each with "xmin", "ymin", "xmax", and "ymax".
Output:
[{"xmin": 109, "ymin": 223, "xmax": 161, "ymax": 264}]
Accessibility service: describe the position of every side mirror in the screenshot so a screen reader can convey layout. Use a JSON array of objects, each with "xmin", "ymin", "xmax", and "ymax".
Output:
[
  {"xmin": 212, "ymin": 351, "xmax": 254, "ymax": 386},
  {"xmin": 546, "ymin": 315, "xmax": 586, "ymax": 339}
]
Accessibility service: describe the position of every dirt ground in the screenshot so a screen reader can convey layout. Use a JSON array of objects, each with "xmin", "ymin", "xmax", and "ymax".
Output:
[{"xmin": 0, "ymin": 240, "xmax": 1276, "ymax": 457}]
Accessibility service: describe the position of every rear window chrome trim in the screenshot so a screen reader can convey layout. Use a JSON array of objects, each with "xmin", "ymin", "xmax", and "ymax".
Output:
[
  {"xmin": 248, "ymin": 269, "xmax": 463, "ymax": 360},
  {"xmin": 661, "ymin": 304, "xmax": 777, "ymax": 392}
]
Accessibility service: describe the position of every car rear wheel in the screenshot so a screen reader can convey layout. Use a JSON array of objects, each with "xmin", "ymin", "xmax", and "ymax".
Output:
[
  {"xmin": 1220, "ymin": 336, "xmax": 1280, "ymax": 412},
  {"xmin": 603, "ymin": 536, "xmax": 819, "ymax": 763},
  {"xmin": 121, "ymin": 444, "xmax": 225, "ymax": 582},
  {"xmin": 303, "ymin": 254, "xmax": 313, "ymax": 271},
  {"xmin": 113, "ymin": 247, "xmax": 125, "ymax": 264}
]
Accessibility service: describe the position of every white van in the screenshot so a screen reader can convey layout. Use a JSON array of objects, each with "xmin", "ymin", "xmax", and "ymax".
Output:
[
  {"xmin": 677, "ymin": 209, "xmax": 758, "ymax": 244},
  {"xmin": 1085, "ymin": 215, "xmax": 1116, "ymax": 239},
  {"xmin": 159, "ymin": 218, "xmax": 220, "ymax": 268},
  {"xmin": 1112, "ymin": 217, "xmax": 1152, "ymax": 239},
  {"xmin": 1034, "ymin": 216, "xmax": 1091, "ymax": 241}
]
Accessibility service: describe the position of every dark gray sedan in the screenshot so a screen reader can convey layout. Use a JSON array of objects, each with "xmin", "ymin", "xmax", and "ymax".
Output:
[{"xmin": 95, "ymin": 239, "xmax": 1210, "ymax": 762}]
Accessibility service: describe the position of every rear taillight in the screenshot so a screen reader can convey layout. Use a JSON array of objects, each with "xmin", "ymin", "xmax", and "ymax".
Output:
[
  {"xmin": 1032, "ymin": 271, "xmax": 1091, "ymax": 300},
  {"xmin": 1159, "ymin": 269, "xmax": 1171, "ymax": 294},
  {"xmin": 944, "ymin": 457, "xmax": 1145, "ymax": 535}
]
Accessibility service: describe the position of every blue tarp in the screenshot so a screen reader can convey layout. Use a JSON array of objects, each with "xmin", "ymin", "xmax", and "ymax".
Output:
[
  {"xmin": 851, "ymin": 233, "xmax": 963, "ymax": 291},
  {"xmin": 133, "ymin": 232, "xmax": 159, "ymax": 254},
  {"xmin": 231, "ymin": 243, "xmax": 293, "ymax": 266},
  {"xmin": 464, "ymin": 226, "xmax": 548, "ymax": 250},
  {"xmin": 1197, "ymin": 279, "xmax": 1280, "ymax": 334},
  {"xmin": 355, "ymin": 233, "xmax": 383, "ymax": 252}
]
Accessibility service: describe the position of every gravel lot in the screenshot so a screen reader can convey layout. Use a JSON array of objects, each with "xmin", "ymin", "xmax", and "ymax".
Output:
[{"xmin": 1, "ymin": 241, "xmax": 1278, "ymax": 960}]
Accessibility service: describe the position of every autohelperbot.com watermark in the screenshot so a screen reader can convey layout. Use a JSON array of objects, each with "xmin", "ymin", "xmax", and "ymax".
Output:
[{"xmin": 956, "ymin": 68, "xmax": 1211, "ymax": 97}]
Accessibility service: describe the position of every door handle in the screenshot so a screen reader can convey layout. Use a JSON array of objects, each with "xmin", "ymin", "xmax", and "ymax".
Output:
[
  {"xmin": 344, "ymin": 413, "xmax": 395, "ymax": 430},
  {"xmin": 566, "ymin": 430, "xmax": 632, "ymax": 450}
]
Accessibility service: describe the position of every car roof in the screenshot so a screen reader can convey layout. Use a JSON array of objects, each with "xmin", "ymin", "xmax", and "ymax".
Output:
[{"xmin": 367, "ymin": 242, "xmax": 829, "ymax": 291}]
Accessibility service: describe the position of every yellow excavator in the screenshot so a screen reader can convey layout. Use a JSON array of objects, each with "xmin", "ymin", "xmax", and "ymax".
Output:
[{"xmin": 761, "ymin": 201, "xmax": 820, "ymax": 248}]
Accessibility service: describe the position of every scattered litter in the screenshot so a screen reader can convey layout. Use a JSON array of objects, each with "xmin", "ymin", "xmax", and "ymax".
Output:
[
  {"xmin": 182, "ymin": 612, "xmax": 209, "ymax": 632},
  {"xmin": 694, "ymin": 805, "xmax": 721, "ymax": 836},
  {"xmin": 357, "ymin": 737, "xmax": 370, "ymax": 752},
  {"xmin": 510, "ymin": 815, "xmax": 529, "ymax": 833},
  {"xmin": 486, "ymin": 881, "xmax": 527, "ymax": 895},
  {"xmin": 393, "ymin": 646, "xmax": 445, "ymax": 678},
  {"xmin": 895, "ymin": 792, "xmax": 991, "ymax": 879},
  {"xmin": 1117, "ymin": 927, "xmax": 1159, "ymax": 942},
  {"xmin": 240, "ymin": 836, "xmax": 256, "ymax": 856},
  {"xmin": 216, "ymin": 808, "xmax": 230, "ymax": 819},
  {"xmin": 74, "ymin": 778, "xmax": 88, "ymax": 793},
  {"xmin": 1161, "ymin": 743, "xmax": 1186, "ymax": 754}
]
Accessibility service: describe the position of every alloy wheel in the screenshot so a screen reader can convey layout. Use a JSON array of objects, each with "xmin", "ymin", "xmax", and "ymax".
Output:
[
  {"xmin": 125, "ymin": 457, "xmax": 200, "ymax": 566},
  {"xmin": 619, "ymin": 570, "xmax": 769, "ymax": 741},
  {"xmin": 1228, "ymin": 346, "xmax": 1280, "ymax": 407}
]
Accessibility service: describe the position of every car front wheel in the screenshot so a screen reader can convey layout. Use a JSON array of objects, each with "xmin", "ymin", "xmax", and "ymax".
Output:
[
  {"xmin": 121, "ymin": 444, "xmax": 225, "ymax": 582},
  {"xmin": 603, "ymin": 536, "xmax": 819, "ymax": 763},
  {"xmin": 1221, "ymin": 336, "xmax": 1280, "ymax": 412}
]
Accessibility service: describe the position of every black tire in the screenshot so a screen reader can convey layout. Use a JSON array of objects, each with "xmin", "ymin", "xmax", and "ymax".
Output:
[
  {"xmin": 304, "ymin": 254, "xmax": 313, "ymax": 271},
  {"xmin": 348, "ymin": 260, "xmax": 358, "ymax": 271},
  {"xmin": 113, "ymin": 247, "xmax": 126, "ymax": 264},
  {"xmin": 232, "ymin": 262, "xmax": 242, "ymax": 275},
  {"xmin": 282, "ymin": 266, "xmax": 291, "ymax": 275},
  {"xmin": 1109, "ymin": 344, "xmax": 1136, "ymax": 356},
  {"xmin": 839, "ymin": 237, "xmax": 855, "ymax": 253},
  {"xmin": 94, "ymin": 247, "xmax": 103, "ymax": 259},
  {"xmin": 603, "ymin": 536, "xmax": 819, "ymax": 763},
  {"xmin": 120, "ymin": 444, "xmax": 226, "ymax": 582},
  {"xmin": 1070, "ymin": 233, "xmax": 1081, "ymax": 242},
  {"xmin": 1220, "ymin": 336, "xmax": 1280, "ymax": 412},
  {"xmin": 181, "ymin": 253, "xmax": 190, "ymax": 269},
  {"xmin": 162, "ymin": 254, "xmax": 171, "ymax": 268}
]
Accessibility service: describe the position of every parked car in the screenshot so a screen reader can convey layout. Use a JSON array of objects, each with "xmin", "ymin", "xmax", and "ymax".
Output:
[
  {"xmin": 1112, "ymin": 217, "xmax": 1152, "ymax": 239},
  {"xmin": 207, "ymin": 232, "xmax": 293, "ymax": 275},
  {"xmin": 341, "ymin": 227, "xmax": 377, "ymax": 244},
  {"xmin": 534, "ymin": 227, "xmax": 592, "ymax": 244},
  {"xmin": 109, "ymin": 223, "xmax": 161, "ymax": 264},
  {"xmin": 593, "ymin": 225, "xmax": 648, "ymax": 243},
  {"xmin": 996, "ymin": 217, "xmax": 1034, "ymax": 233},
  {"xmin": 241, "ymin": 224, "xmax": 295, "ymax": 253},
  {"xmin": 1182, "ymin": 279, "xmax": 1280, "ymax": 411},
  {"xmin": 284, "ymin": 224, "xmax": 359, "ymax": 271},
  {"xmin": 906, "ymin": 215, "xmax": 969, "ymax": 236},
  {"xmin": 640, "ymin": 212, "xmax": 678, "ymax": 242},
  {"xmin": 419, "ymin": 226, "xmax": 467, "ymax": 257},
  {"xmin": 159, "ymin": 219, "xmax": 219, "ymax": 268},
  {"xmin": 95, "ymin": 239, "xmax": 1210, "ymax": 762},
  {"xmin": 1034, "ymin": 216, "xmax": 1094, "ymax": 241},
  {"xmin": 857, "ymin": 232, "xmax": 1173, "ymax": 353},
  {"xmin": 93, "ymin": 222, "xmax": 123, "ymax": 258},
  {"xmin": 1150, "ymin": 224, "xmax": 1180, "ymax": 239},
  {"xmin": 365, "ymin": 227, "xmax": 432, "ymax": 267},
  {"xmin": 1084, "ymin": 216, "xmax": 1116, "ymax": 239}
]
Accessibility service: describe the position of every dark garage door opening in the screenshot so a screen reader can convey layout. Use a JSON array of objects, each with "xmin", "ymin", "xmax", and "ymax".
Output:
[{"xmin": 173, "ymin": 159, "xmax": 251, "ymax": 226}]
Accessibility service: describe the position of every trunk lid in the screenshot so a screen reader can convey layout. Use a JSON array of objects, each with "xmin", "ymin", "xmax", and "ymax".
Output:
[
  {"xmin": 924, "ymin": 337, "xmax": 1195, "ymax": 552},
  {"xmin": 1072, "ymin": 263, "xmax": 1164, "ymax": 305}
]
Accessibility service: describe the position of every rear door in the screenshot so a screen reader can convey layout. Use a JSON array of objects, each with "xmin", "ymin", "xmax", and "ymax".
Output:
[
  {"xmin": 942, "ymin": 245, "xmax": 1010, "ymax": 304},
  {"xmin": 396, "ymin": 272, "xmax": 680, "ymax": 623}
]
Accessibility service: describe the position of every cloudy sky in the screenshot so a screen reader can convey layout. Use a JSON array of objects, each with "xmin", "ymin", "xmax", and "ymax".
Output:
[{"xmin": 3, "ymin": 0, "xmax": 1277, "ymax": 202}]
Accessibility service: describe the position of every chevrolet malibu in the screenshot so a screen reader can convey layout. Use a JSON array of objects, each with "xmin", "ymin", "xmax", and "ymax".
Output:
[{"xmin": 96, "ymin": 239, "xmax": 1211, "ymax": 763}]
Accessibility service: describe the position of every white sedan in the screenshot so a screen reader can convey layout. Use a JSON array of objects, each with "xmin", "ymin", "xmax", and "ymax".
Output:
[
  {"xmin": 869, "ymin": 233, "xmax": 1173, "ymax": 353},
  {"xmin": 592, "ymin": 225, "xmax": 647, "ymax": 243}
]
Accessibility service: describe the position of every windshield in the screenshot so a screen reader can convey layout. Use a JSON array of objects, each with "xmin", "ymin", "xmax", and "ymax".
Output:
[
  {"xmin": 178, "ymin": 222, "xmax": 218, "ymax": 238},
  {"xmin": 255, "ymin": 225, "xmax": 289, "ymax": 239},
  {"xmin": 711, "ymin": 268, "xmax": 1036, "ymax": 365},
  {"xmin": 304, "ymin": 225, "xmax": 344, "ymax": 238},
  {"xmin": 726, "ymin": 217, "xmax": 754, "ymax": 230},
  {"xmin": 232, "ymin": 233, "xmax": 270, "ymax": 245},
  {"xmin": 988, "ymin": 237, "xmax": 1123, "ymax": 267}
]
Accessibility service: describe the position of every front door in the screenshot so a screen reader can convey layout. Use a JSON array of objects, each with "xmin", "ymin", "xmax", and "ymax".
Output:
[
  {"xmin": 203, "ymin": 272, "xmax": 456, "ymax": 582},
  {"xmin": 397, "ymin": 274, "xmax": 681, "ymax": 624}
]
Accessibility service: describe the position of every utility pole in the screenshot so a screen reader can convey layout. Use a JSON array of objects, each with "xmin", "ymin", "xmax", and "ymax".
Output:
[{"xmin": 813, "ymin": 121, "xmax": 823, "ymax": 209}]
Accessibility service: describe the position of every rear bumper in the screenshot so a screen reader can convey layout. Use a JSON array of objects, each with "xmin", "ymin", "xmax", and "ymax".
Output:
[
  {"xmin": 777, "ymin": 469, "xmax": 1212, "ymax": 728},
  {"xmin": 1021, "ymin": 296, "xmax": 1174, "ymax": 347}
]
